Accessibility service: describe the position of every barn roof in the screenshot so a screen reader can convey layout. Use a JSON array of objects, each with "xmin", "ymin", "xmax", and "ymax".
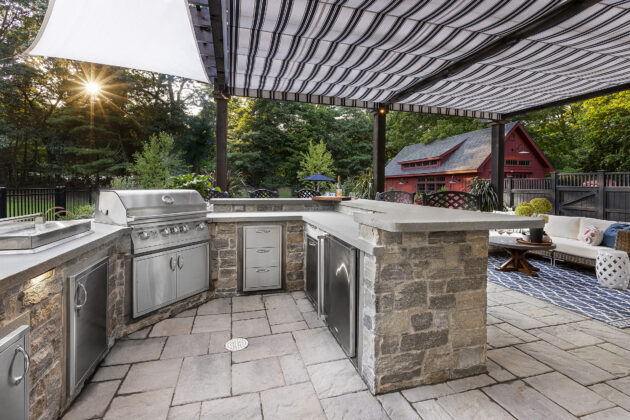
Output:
[{"xmin": 385, "ymin": 121, "xmax": 519, "ymax": 177}]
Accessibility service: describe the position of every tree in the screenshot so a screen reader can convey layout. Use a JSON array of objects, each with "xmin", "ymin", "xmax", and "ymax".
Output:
[
  {"xmin": 297, "ymin": 140, "xmax": 336, "ymax": 190},
  {"xmin": 131, "ymin": 132, "xmax": 186, "ymax": 188}
]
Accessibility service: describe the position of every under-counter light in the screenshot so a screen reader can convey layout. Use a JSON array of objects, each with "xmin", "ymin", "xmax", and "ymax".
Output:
[{"xmin": 29, "ymin": 269, "xmax": 54, "ymax": 286}]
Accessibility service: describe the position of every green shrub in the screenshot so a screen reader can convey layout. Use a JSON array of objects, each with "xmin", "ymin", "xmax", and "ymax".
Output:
[
  {"xmin": 468, "ymin": 177, "xmax": 500, "ymax": 211},
  {"xmin": 530, "ymin": 197, "xmax": 552, "ymax": 214},
  {"xmin": 60, "ymin": 204, "xmax": 95, "ymax": 220},
  {"xmin": 167, "ymin": 173, "xmax": 217, "ymax": 199},
  {"xmin": 132, "ymin": 132, "xmax": 186, "ymax": 189},
  {"xmin": 515, "ymin": 202, "xmax": 534, "ymax": 217},
  {"xmin": 109, "ymin": 176, "xmax": 137, "ymax": 190}
]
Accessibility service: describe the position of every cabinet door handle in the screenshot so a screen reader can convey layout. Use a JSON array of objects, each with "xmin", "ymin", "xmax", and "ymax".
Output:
[
  {"xmin": 256, "ymin": 249, "xmax": 270, "ymax": 253},
  {"xmin": 256, "ymin": 268, "xmax": 270, "ymax": 273},
  {"xmin": 177, "ymin": 255, "xmax": 184, "ymax": 269},
  {"xmin": 170, "ymin": 257, "xmax": 176, "ymax": 271},
  {"xmin": 255, "ymin": 229, "xmax": 270, "ymax": 234},
  {"xmin": 11, "ymin": 346, "xmax": 30, "ymax": 385},
  {"xmin": 75, "ymin": 282, "xmax": 88, "ymax": 310}
]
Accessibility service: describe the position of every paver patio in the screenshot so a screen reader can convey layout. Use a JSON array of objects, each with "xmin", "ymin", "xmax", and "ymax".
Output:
[{"xmin": 64, "ymin": 283, "xmax": 630, "ymax": 420}]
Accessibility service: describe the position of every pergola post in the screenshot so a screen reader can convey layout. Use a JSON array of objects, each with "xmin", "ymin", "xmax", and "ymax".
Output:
[
  {"xmin": 491, "ymin": 121, "xmax": 506, "ymax": 209},
  {"xmin": 215, "ymin": 93, "xmax": 229, "ymax": 192},
  {"xmin": 372, "ymin": 105, "xmax": 387, "ymax": 194}
]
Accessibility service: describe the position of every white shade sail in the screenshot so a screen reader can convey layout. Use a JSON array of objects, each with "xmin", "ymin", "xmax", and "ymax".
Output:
[{"xmin": 27, "ymin": 0, "xmax": 210, "ymax": 83}]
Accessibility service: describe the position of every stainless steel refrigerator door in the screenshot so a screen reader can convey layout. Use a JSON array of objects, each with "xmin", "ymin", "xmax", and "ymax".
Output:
[
  {"xmin": 0, "ymin": 325, "xmax": 29, "ymax": 420},
  {"xmin": 305, "ymin": 237, "xmax": 318, "ymax": 305},
  {"xmin": 70, "ymin": 258, "xmax": 108, "ymax": 395},
  {"xmin": 325, "ymin": 237, "xmax": 357, "ymax": 357}
]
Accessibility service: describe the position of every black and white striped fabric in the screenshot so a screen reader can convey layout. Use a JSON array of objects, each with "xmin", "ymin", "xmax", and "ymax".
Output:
[{"xmin": 225, "ymin": 0, "xmax": 630, "ymax": 118}]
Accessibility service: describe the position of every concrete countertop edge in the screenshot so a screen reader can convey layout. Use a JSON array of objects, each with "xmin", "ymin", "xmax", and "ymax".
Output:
[{"xmin": 0, "ymin": 224, "xmax": 130, "ymax": 285}]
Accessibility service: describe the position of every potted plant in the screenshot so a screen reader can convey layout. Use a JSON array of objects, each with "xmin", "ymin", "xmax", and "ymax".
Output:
[{"xmin": 515, "ymin": 198, "xmax": 552, "ymax": 243}]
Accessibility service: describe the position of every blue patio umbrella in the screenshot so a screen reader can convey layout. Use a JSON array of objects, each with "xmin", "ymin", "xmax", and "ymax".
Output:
[{"xmin": 302, "ymin": 174, "xmax": 334, "ymax": 191}]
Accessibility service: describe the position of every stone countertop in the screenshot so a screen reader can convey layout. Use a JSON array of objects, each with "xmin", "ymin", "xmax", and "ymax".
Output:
[
  {"xmin": 0, "ymin": 222, "xmax": 129, "ymax": 283},
  {"xmin": 207, "ymin": 211, "xmax": 384, "ymax": 256}
]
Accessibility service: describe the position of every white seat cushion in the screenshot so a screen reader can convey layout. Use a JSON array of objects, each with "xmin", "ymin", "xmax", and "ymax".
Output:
[
  {"xmin": 578, "ymin": 217, "xmax": 616, "ymax": 240},
  {"xmin": 550, "ymin": 236, "xmax": 610, "ymax": 260},
  {"xmin": 545, "ymin": 215, "xmax": 581, "ymax": 240}
]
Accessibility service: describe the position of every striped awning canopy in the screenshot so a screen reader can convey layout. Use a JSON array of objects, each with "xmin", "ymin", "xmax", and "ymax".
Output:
[{"xmin": 219, "ymin": 0, "xmax": 630, "ymax": 119}]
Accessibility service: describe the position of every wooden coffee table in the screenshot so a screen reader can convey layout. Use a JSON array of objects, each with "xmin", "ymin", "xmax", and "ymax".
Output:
[{"xmin": 489, "ymin": 236, "xmax": 556, "ymax": 277}]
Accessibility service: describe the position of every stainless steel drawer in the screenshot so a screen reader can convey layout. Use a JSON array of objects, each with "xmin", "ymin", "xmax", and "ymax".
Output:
[
  {"xmin": 244, "ymin": 266, "xmax": 281, "ymax": 290},
  {"xmin": 244, "ymin": 226, "xmax": 281, "ymax": 249},
  {"xmin": 245, "ymin": 247, "xmax": 279, "ymax": 268}
]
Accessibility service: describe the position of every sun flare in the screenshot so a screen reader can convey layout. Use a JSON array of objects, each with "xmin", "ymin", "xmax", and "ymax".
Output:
[{"xmin": 84, "ymin": 81, "xmax": 101, "ymax": 96}]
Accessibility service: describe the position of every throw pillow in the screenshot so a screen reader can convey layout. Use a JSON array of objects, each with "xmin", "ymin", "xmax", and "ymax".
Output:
[
  {"xmin": 603, "ymin": 223, "xmax": 630, "ymax": 248},
  {"xmin": 582, "ymin": 226, "xmax": 604, "ymax": 246}
]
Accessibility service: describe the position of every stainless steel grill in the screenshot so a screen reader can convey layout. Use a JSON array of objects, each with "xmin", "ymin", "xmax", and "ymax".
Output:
[
  {"xmin": 95, "ymin": 190, "xmax": 210, "ymax": 254},
  {"xmin": 95, "ymin": 190, "xmax": 211, "ymax": 318}
]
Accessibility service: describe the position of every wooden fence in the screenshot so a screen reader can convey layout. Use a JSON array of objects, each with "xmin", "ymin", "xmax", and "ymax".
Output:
[
  {"xmin": 0, "ymin": 186, "xmax": 95, "ymax": 219},
  {"xmin": 504, "ymin": 171, "xmax": 630, "ymax": 222}
]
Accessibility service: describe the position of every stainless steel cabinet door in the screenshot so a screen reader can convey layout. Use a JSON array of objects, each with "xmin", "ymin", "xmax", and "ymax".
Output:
[
  {"xmin": 133, "ymin": 251, "xmax": 177, "ymax": 317},
  {"xmin": 176, "ymin": 243, "xmax": 209, "ymax": 298},
  {"xmin": 325, "ymin": 237, "xmax": 357, "ymax": 357},
  {"xmin": 0, "ymin": 326, "xmax": 29, "ymax": 420},
  {"xmin": 70, "ymin": 258, "xmax": 108, "ymax": 395}
]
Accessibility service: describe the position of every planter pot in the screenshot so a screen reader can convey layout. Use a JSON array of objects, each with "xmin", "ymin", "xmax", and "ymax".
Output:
[{"xmin": 529, "ymin": 227, "xmax": 544, "ymax": 243}]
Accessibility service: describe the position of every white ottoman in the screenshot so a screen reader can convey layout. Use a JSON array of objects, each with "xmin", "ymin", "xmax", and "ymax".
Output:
[{"xmin": 596, "ymin": 249, "xmax": 630, "ymax": 290}]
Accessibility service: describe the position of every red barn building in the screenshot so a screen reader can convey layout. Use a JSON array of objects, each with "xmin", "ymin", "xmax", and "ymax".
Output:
[{"xmin": 385, "ymin": 122, "xmax": 554, "ymax": 196}]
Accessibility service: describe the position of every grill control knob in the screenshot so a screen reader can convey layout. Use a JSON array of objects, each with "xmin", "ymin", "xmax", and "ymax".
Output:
[
  {"xmin": 139, "ymin": 231, "xmax": 150, "ymax": 240},
  {"xmin": 196, "ymin": 222, "xmax": 206, "ymax": 230},
  {"xmin": 160, "ymin": 228, "xmax": 170, "ymax": 236},
  {"xmin": 171, "ymin": 226, "xmax": 180, "ymax": 234},
  {"xmin": 181, "ymin": 224, "xmax": 189, "ymax": 233}
]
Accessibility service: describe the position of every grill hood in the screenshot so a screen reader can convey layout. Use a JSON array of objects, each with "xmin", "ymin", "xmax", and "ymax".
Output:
[{"xmin": 95, "ymin": 190, "xmax": 207, "ymax": 226}]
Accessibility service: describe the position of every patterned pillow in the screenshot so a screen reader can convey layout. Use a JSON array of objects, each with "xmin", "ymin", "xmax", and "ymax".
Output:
[{"xmin": 582, "ymin": 225, "xmax": 604, "ymax": 246}]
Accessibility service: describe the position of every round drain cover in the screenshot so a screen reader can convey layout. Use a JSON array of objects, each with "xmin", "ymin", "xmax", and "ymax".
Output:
[{"xmin": 225, "ymin": 337, "xmax": 249, "ymax": 352}]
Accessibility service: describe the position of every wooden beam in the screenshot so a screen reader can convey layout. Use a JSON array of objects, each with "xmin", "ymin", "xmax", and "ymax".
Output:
[
  {"xmin": 491, "ymin": 122, "xmax": 505, "ymax": 209},
  {"xmin": 372, "ymin": 105, "xmax": 388, "ymax": 194},
  {"xmin": 386, "ymin": 0, "xmax": 600, "ymax": 105},
  {"xmin": 504, "ymin": 82, "xmax": 630, "ymax": 118},
  {"xmin": 207, "ymin": 0, "xmax": 227, "ymax": 90}
]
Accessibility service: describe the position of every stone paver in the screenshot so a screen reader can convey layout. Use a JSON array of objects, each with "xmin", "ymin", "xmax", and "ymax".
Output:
[
  {"xmin": 307, "ymin": 359, "xmax": 367, "ymax": 398},
  {"xmin": 161, "ymin": 333, "xmax": 210, "ymax": 359},
  {"xmin": 104, "ymin": 388, "xmax": 173, "ymax": 420},
  {"xmin": 489, "ymin": 305, "xmax": 546, "ymax": 329},
  {"xmin": 167, "ymin": 403, "xmax": 200, "ymax": 420},
  {"xmin": 302, "ymin": 311, "xmax": 326, "ymax": 328},
  {"xmin": 232, "ymin": 310, "xmax": 266, "ymax": 321},
  {"xmin": 271, "ymin": 320, "xmax": 308, "ymax": 334},
  {"xmin": 320, "ymin": 391, "xmax": 387, "ymax": 420},
  {"xmin": 174, "ymin": 308, "xmax": 197, "ymax": 318},
  {"xmin": 127, "ymin": 326, "xmax": 151, "ymax": 339},
  {"xmin": 571, "ymin": 320, "xmax": 630, "ymax": 351},
  {"xmin": 402, "ymin": 383, "xmax": 455, "ymax": 402},
  {"xmin": 486, "ymin": 360, "xmax": 516, "ymax": 382},
  {"xmin": 232, "ymin": 357, "xmax": 285, "ymax": 394},
  {"xmin": 192, "ymin": 314, "xmax": 231, "ymax": 333},
  {"xmin": 197, "ymin": 297, "xmax": 231, "ymax": 315},
  {"xmin": 482, "ymin": 380, "xmax": 575, "ymax": 420},
  {"xmin": 149, "ymin": 317, "xmax": 194, "ymax": 337},
  {"xmin": 518, "ymin": 341, "xmax": 615, "ymax": 385},
  {"xmin": 525, "ymin": 372, "xmax": 615, "ymax": 416},
  {"xmin": 62, "ymin": 380, "xmax": 120, "ymax": 420},
  {"xmin": 608, "ymin": 376, "xmax": 630, "ymax": 396},
  {"xmin": 529, "ymin": 324, "xmax": 603, "ymax": 350},
  {"xmin": 119, "ymin": 358, "xmax": 181, "ymax": 394},
  {"xmin": 208, "ymin": 330, "xmax": 230, "ymax": 354},
  {"xmin": 91, "ymin": 364, "xmax": 129, "ymax": 382},
  {"xmin": 488, "ymin": 346, "xmax": 552, "ymax": 378},
  {"xmin": 279, "ymin": 353, "xmax": 310, "ymax": 385},
  {"xmin": 263, "ymin": 294, "xmax": 296, "ymax": 309},
  {"xmin": 293, "ymin": 327, "xmax": 346, "ymax": 365},
  {"xmin": 103, "ymin": 337, "xmax": 165, "ymax": 365},
  {"xmin": 413, "ymin": 399, "xmax": 453, "ymax": 420},
  {"xmin": 232, "ymin": 317, "xmax": 271, "ymax": 338},
  {"xmin": 437, "ymin": 389, "xmax": 513, "ymax": 419},
  {"xmin": 232, "ymin": 295, "xmax": 264, "ymax": 312},
  {"xmin": 446, "ymin": 374, "xmax": 495, "ymax": 393},
  {"xmin": 486, "ymin": 325, "xmax": 523, "ymax": 348},
  {"xmin": 570, "ymin": 345, "xmax": 630, "ymax": 377},
  {"xmin": 200, "ymin": 394, "xmax": 262, "ymax": 420},
  {"xmin": 261, "ymin": 382, "xmax": 325, "ymax": 420},
  {"xmin": 581, "ymin": 407, "xmax": 630, "ymax": 420},
  {"xmin": 266, "ymin": 306, "xmax": 303, "ymax": 325},
  {"xmin": 173, "ymin": 353, "xmax": 231, "ymax": 405},
  {"xmin": 295, "ymin": 298, "xmax": 315, "ymax": 313},
  {"xmin": 377, "ymin": 392, "xmax": 421, "ymax": 420},
  {"xmin": 231, "ymin": 332, "xmax": 298, "ymax": 363},
  {"xmin": 590, "ymin": 383, "xmax": 630, "ymax": 411}
]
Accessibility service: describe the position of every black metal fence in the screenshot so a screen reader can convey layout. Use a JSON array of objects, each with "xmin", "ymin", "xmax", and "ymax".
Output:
[
  {"xmin": 504, "ymin": 171, "xmax": 630, "ymax": 222},
  {"xmin": 0, "ymin": 186, "xmax": 96, "ymax": 220}
]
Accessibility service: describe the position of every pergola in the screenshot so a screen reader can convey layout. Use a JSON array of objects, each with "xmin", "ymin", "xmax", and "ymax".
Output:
[{"xmin": 28, "ymin": 0, "xmax": 630, "ymax": 205}]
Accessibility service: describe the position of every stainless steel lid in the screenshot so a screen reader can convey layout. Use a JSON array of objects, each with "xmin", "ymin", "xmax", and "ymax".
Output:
[{"xmin": 95, "ymin": 190, "xmax": 207, "ymax": 225}]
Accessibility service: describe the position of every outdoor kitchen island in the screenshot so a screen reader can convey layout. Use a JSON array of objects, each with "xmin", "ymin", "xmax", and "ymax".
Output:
[{"xmin": 208, "ymin": 198, "xmax": 542, "ymax": 394}]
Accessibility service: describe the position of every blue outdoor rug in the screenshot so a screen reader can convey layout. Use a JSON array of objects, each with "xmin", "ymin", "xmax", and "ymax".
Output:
[{"xmin": 487, "ymin": 256, "xmax": 630, "ymax": 329}]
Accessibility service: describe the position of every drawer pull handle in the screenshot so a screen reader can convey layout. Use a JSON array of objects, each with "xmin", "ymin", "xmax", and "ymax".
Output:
[
  {"xmin": 256, "ymin": 268, "xmax": 270, "ymax": 273},
  {"xmin": 11, "ymin": 346, "xmax": 30, "ymax": 385},
  {"xmin": 255, "ymin": 229, "xmax": 270, "ymax": 234},
  {"xmin": 177, "ymin": 255, "xmax": 184, "ymax": 269},
  {"xmin": 170, "ymin": 257, "xmax": 176, "ymax": 271},
  {"xmin": 256, "ymin": 249, "xmax": 270, "ymax": 253}
]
